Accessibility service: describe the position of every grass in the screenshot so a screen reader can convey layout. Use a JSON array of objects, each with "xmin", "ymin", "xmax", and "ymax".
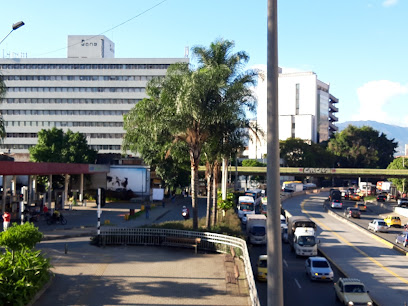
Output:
[{"xmin": 145, "ymin": 209, "xmax": 244, "ymax": 238}]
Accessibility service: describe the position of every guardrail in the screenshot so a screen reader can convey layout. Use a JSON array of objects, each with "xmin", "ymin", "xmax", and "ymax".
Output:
[{"xmin": 99, "ymin": 227, "xmax": 260, "ymax": 306}]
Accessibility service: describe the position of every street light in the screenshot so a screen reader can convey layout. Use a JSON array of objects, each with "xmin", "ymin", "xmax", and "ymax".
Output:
[{"xmin": 0, "ymin": 21, "xmax": 25, "ymax": 46}]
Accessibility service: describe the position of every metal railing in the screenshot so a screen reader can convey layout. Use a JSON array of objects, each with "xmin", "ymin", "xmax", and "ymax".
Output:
[{"xmin": 99, "ymin": 227, "xmax": 260, "ymax": 306}]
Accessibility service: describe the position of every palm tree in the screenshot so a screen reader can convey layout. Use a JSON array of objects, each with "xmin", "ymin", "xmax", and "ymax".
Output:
[{"xmin": 192, "ymin": 39, "xmax": 261, "ymax": 225}]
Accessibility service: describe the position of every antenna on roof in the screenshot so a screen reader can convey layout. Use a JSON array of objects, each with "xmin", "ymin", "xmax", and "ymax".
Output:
[{"xmin": 184, "ymin": 46, "xmax": 189, "ymax": 58}]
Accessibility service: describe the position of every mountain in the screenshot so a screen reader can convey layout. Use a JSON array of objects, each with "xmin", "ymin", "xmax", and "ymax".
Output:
[{"xmin": 336, "ymin": 120, "xmax": 408, "ymax": 154}]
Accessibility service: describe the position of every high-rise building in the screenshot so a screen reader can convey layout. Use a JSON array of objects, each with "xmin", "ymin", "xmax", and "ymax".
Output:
[
  {"xmin": 246, "ymin": 68, "xmax": 339, "ymax": 159},
  {"xmin": 0, "ymin": 35, "xmax": 188, "ymax": 160}
]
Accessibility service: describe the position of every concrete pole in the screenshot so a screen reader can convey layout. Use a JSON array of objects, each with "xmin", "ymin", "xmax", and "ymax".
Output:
[
  {"xmin": 64, "ymin": 174, "xmax": 70, "ymax": 209},
  {"xmin": 222, "ymin": 158, "xmax": 228, "ymax": 200},
  {"xmin": 267, "ymin": 0, "xmax": 284, "ymax": 305},
  {"xmin": 79, "ymin": 173, "xmax": 84, "ymax": 202},
  {"xmin": 48, "ymin": 175, "xmax": 52, "ymax": 211},
  {"xmin": 2, "ymin": 175, "xmax": 7, "ymax": 213}
]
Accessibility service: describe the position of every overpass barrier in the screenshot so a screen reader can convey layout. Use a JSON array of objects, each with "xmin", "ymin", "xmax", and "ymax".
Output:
[
  {"xmin": 99, "ymin": 227, "xmax": 260, "ymax": 306},
  {"xmin": 395, "ymin": 207, "xmax": 408, "ymax": 218}
]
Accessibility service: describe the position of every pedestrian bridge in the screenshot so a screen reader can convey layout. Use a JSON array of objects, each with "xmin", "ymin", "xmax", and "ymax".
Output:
[{"xmin": 198, "ymin": 166, "xmax": 408, "ymax": 179}]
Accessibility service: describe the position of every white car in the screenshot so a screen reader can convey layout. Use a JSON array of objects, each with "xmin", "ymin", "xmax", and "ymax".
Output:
[
  {"xmin": 305, "ymin": 257, "xmax": 334, "ymax": 281},
  {"xmin": 280, "ymin": 214, "xmax": 287, "ymax": 228},
  {"xmin": 368, "ymin": 219, "xmax": 388, "ymax": 233},
  {"xmin": 331, "ymin": 199, "xmax": 343, "ymax": 209}
]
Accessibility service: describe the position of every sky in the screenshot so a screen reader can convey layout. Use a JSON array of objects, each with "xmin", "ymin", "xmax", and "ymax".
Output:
[{"xmin": 1, "ymin": 0, "xmax": 407, "ymax": 126}]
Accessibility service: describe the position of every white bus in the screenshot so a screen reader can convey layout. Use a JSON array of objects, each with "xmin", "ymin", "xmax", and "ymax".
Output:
[{"xmin": 237, "ymin": 196, "xmax": 255, "ymax": 224}]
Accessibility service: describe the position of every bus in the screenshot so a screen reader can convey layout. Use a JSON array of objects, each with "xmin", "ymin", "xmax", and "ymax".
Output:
[
  {"xmin": 244, "ymin": 189, "xmax": 263, "ymax": 206},
  {"xmin": 282, "ymin": 181, "xmax": 302, "ymax": 191},
  {"xmin": 237, "ymin": 196, "xmax": 255, "ymax": 223}
]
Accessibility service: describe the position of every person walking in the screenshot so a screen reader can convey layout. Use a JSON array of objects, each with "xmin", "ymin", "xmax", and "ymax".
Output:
[{"xmin": 2, "ymin": 210, "xmax": 11, "ymax": 231}]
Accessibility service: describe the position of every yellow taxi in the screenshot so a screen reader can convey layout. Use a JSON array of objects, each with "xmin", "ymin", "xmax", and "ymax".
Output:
[
  {"xmin": 349, "ymin": 193, "xmax": 362, "ymax": 201},
  {"xmin": 384, "ymin": 215, "xmax": 401, "ymax": 228},
  {"xmin": 256, "ymin": 255, "xmax": 267, "ymax": 281},
  {"xmin": 354, "ymin": 202, "xmax": 367, "ymax": 212}
]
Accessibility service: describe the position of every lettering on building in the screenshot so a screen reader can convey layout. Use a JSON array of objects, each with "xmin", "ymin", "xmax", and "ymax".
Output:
[{"xmin": 81, "ymin": 40, "xmax": 98, "ymax": 47}]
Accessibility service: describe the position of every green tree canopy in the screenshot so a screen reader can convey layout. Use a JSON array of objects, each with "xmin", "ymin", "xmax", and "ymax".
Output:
[
  {"xmin": 242, "ymin": 159, "xmax": 266, "ymax": 167},
  {"xmin": 280, "ymin": 138, "xmax": 335, "ymax": 167},
  {"xmin": 29, "ymin": 127, "xmax": 97, "ymax": 163},
  {"xmin": 387, "ymin": 157, "xmax": 407, "ymax": 192},
  {"xmin": 328, "ymin": 125, "xmax": 397, "ymax": 168}
]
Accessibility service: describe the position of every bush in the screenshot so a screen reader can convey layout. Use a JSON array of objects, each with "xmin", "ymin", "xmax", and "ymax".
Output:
[
  {"xmin": 0, "ymin": 223, "xmax": 51, "ymax": 306},
  {"xmin": 0, "ymin": 249, "xmax": 51, "ymax": 306}
]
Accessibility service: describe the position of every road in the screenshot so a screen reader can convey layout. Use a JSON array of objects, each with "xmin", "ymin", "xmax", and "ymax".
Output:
[{"xmin": 282, "ymin": 192, "xmax": 408, "ymax": 306}]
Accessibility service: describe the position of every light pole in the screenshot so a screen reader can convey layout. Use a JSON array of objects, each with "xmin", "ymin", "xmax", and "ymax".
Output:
[
  {"xmin": 0, "ymin": 21, "xmax": 25, "ymax": 46},
  {"xmin": 402, "ymin": 155, "xmax": 405, "ymax": 194}
]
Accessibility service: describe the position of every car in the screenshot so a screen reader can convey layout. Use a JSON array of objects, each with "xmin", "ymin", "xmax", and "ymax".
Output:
[
  {"xmin": 340, "ymin": 189, "xmax": 349, "ymax": 199},
  {"xmin": 349, "ymin": 193, "xmax": 362, "ymax": 201},
  {"xmin": 256, "ymin": 255, "xmax": 267, "ymax": 281},
  {"xmin": 343, "ymin": 207, "xmax": 361, "ymax": 218},
  {"xmin": 305, "ymin": 257, "xmax": 334, "ymax": 281},
  {"xmin": 331, "ymin": 199, "xmax": 343, "ymax": 209},
  {"xmin": 397, "ymin": 198, "xmax": 408, "ymax": 207},
  {"xmin": 280, "ymin": 214, "xmax": 287, "ymax": 228},
  {"xmin": 281, "ymin": 224, "xmax": 288, "ymax": 243},
  {"xmin": 368, "ymin": 219, "xmax": 388, "ymax": 232},
  {"xmin": 355, "ymin": 202, "xmax": 367, "ymax": 212},
  {"xmin": 395, "ymin": 232, "xmax": 408, "ymax": 247},
  {"xmin": 384, "ymin": 215, "xmax": 402, "ymax": 228},
  {"xmin": 376, "ymin": 194, "xmax": 387, "ymax": 202},
  {"xmin": 334, "ymin": 278, "xmax": 373, "ymax": 306}
]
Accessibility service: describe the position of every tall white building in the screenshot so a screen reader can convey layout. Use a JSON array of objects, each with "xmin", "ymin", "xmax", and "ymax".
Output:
[
  {"xmin": 247, "ymin": 68, "xmax": 338, "ymax": 159},
  {"xmin": 0, "ymin": 35, "xmax": 188, "ymax": 160}
]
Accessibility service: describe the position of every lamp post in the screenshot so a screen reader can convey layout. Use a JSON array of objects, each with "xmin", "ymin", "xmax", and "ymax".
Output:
[
  {"xmin": 0, "ymin": 21, "xmax": 25, "ymax": 46},
  {"xmin": 402, "ymin": 155, "xmax": 405, "ymax": 194}
]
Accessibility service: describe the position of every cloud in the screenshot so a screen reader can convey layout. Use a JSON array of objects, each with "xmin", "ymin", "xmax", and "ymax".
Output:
[
  {"xmin": 352, "ymin": 80, "xmax": 408, "ymax": 125},
  {"xmin": 383, "ymin": 0, "xmax": 398, "ymax": 7}
]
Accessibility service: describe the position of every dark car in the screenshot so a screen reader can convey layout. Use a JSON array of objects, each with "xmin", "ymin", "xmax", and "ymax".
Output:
[
  {"xmin": 376, "ymin": 194, "xmax": 387, "ymax": 202},
  {"xmin": 344, "ymin": 207, "xmax": 361, "ymax": 219},
  {"xmin": 397, "ymin": 198, "xmax": 408, "ymax": 207}
]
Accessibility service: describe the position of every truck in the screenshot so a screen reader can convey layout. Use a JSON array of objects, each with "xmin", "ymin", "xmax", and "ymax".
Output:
[
  {"xmin": 284, "ymin": 182, "xmax": 303, "ymax": 193},
  {"xmin": 246, "ymin": 214, "xmax": 267, "ymax": 244},
  {"xmin": 287, "ymin": 216, "xmax": 318, "ymax": 256},
  {"xmin": 328, "ymin": 189, "xmax": 341, "ymax": 201}
]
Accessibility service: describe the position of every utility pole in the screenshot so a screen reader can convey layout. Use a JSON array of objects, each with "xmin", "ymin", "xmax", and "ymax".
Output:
[{"xmin": 267, "ymin": 0, "xmax": 284, "ymax": 305}]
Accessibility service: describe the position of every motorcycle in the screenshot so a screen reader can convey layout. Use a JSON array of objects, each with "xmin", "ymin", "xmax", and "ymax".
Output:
[{"xmin": 181, "ymin": 208, "xmax": 190, "ymax": 220}]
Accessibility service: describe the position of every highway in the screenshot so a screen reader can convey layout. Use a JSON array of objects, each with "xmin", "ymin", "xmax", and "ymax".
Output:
[{"xmin": 273, "ymin": 192, "xmax": 408, "ymax": 306}]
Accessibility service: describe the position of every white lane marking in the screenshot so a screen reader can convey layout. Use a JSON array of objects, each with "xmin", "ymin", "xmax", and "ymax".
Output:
[
  {"xmin": 283, "ymin": 259, "xmax": 288, "ymax": 268},
  {"xmin": 294, "ymin": 278, "xmax": 302, "ymax": 289}
]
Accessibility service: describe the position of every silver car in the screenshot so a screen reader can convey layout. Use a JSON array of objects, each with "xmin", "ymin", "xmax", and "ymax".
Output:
[
  {"xmin": 368, "ymin": 219, "xmax": 388, "ymax": 233},
  {"xmin": 305, "ymin": 256, "xmax": 334, "ymax": 281}
]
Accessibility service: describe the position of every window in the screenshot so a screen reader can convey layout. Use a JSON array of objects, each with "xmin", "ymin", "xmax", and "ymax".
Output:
[{"xmin": 295, "ymin": 83, "xmax": 300, "ymax": 115}]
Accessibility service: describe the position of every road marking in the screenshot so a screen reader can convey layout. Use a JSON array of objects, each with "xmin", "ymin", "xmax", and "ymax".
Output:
[
  {"xmin": 283, "ymin": 259, "xmax": 288, "ymax": 268},
  {"xmin": 294, "ymin": 278, "xmax": 302, "ymax": 289},
  {"xmin": 301, "ymin": 200, "xmax": 408, "ymax": 285}
]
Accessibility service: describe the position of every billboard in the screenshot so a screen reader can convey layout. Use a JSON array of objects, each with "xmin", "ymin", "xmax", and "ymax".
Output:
[{"xmin": 107, "ymin": 166, "xmax": 150, "ymax": 194}]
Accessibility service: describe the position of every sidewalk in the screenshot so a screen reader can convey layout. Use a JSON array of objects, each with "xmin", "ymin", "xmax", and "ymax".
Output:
[{"xmin": 39, "ymin": 197, "xmax": 183, "ymax": 240}]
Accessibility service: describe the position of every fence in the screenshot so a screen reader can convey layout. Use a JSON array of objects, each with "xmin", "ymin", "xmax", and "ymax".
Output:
[{"xmin": 99, "ymin": 227, "xmax": 260, "ymax": 306}]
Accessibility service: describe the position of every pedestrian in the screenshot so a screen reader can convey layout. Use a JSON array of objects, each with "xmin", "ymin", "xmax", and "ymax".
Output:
[
  {"xmin": 145, "ymin": 204, "xmax": 150, "ymax": 219},
  {"xmin": 2, "ymin": 210, "xmax": 11, "ymax": 231}
]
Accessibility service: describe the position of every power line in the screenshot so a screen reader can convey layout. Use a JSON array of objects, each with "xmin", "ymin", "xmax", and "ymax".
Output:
[{"xmin": 36, "ymin": 0, "xmax": 167, "ymax": 57}]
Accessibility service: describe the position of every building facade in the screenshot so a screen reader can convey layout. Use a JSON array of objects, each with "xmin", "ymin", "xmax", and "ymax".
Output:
[
  {"xmin": 246, "ymin": 69, "xmax": 339, "ymax": 159},
  {"xmin": 0, "ymin": 35, "xmax": 188, "ymax": 160}
]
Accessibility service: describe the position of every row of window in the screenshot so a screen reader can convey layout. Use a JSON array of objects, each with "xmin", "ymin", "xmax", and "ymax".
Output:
[
  {"xmin": 4, "ymin": 121, "xmax": 123, "ymax": 127},
  {"xmin": 5, "ymin": 98, "xmax": 140, "ymax": 104},
  {"xmin": 6, "ymin": 133, "xmax": 124, "ymax": 139},
  {"xmin": 4, "ymin": 75, "xmax": 158, "ymax": 81},
  {"xmin": 0, "ymin": 144, "xmax": 121, "ymax": 150},
  {"xmin": 7, "ymin": 87, "xmax": 146, "ymax": 93},
  {"xmin": 3, "ymin": 110, "xmax": 128, "ymax": 116},
  {"xmin": 0, "ymin": 64, "xmax": 171, "ymax": 70}
]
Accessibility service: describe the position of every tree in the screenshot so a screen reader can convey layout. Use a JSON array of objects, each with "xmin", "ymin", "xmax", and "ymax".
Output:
[
  {"xmin": 192, "ymin": 38, "xmax": 260, "ymax": 226},
  {"xmin": 29, "ymin": 127, "xmax": 97, "ymax": 163},
  {"xmin": 387, "ymin": 157, "xmax": 407, "ymax": 192},
  {"xmin": 242, "ymin": 159, "xmax": 266, "ymax": 167},
  {"xmin": 280, "ymin": 138, "xmax": 335, "ymax": 167},
  {"xmin": 328, "ymin": 125, "xmax": 397, "ymax": 168},
  {"xmin": 124, "ymin": 39, "xmax": 259, "ymax": 229}
]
